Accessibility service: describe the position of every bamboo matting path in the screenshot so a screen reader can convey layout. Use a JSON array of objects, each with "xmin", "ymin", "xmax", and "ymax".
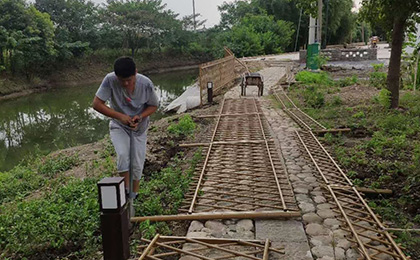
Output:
[
  {"xmin": 180, "ymin": 98, "xmax": 299, "ymax": 216},
  {"xmin": 276, "ymin": 88, "xmax": 409, "ymax": 260}
]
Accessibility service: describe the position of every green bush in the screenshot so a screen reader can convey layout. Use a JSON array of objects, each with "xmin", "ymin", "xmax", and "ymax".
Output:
[
  {"xmin": 303, "ymin": 86, "xmax": 325, "ymax": 108},
  {"xmin": 314, "ymin": 54, "xmax": 330, "ymax": 68},
  {"xmin": 296, "ymin": 71, "xmax": 332, "ymax": 85},
  {"xmin": 369, "ymin": 63, "xmax": 387, "ymax": 89},
  {"xmin": 167, "ymin": 115, "xmax": 196, "ymax": 137},
  {"xmin": 377, "ymin": 88, "xmax": 391, "ymax": 108},
  {"xmin": 337, "ymin": 75, "xmax": 358, "ymax": 87}
]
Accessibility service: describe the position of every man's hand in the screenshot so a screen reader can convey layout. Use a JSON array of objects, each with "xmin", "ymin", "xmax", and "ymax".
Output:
[
  {"xmin": 118, "ymin": 114, "xmax": 133, "ymax": 126},
  {"xmin": 130, "ymin": 115, "xmax": 142, "ymax": 129}
]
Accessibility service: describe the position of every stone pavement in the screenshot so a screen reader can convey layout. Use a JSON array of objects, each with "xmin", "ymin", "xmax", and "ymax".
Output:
[{"xmin": 183, "ymin": 64, "xmax": 358, "ymax": 260}]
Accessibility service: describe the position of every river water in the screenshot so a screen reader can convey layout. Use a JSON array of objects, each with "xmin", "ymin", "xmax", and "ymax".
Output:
[{"xmin": 0, "ymin": 69, "xmax": 198, "ymax": 172}]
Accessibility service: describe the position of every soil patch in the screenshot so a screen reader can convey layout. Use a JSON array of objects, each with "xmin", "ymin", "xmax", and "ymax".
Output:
[{"xmin": 328, "ymin": 84, "xmax": 379, "ymax": 106}]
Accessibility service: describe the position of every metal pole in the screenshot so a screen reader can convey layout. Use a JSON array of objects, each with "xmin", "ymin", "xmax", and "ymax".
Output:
[
  {"xmin": 128, "ymin": 130, "xmax": 134, "ymax": 218},
  {"xmin": 295, "ymin": 8, "xmax": 303, "ymax": 52},
  {"xmin": 192, "ymin": 0, "xmax": 196, "ymax": 31},
  {"xmin": 309, "ymin": 17, "xmax": 316, "ymax": 45}
]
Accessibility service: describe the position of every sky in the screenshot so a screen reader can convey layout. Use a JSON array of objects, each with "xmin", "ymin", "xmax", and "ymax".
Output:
[
  {"xmin": 82, "ymin": 0, "xmax": 363, "ymax": 28},
  {"xmin": 90, "ymin": 0, "xmax": 232, "ymax": 28}
]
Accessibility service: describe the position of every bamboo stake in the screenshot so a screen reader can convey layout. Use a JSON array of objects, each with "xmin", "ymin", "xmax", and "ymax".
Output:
[
  {"xmin": 330, "ymin": 185, "xmax": 393, "ymax": 195},
  {"xmin": 263, "ymin": 239, "xmax": 270, "ymax": 260},
  {"xmin": 196, "ymin": 112, "xmax": 263, "ymax": 118},
  {"xmin": 179, "ymin": 139, "xmax": 274, "ymax": 147},
  {"xmin": 385, "ymin": 228, "xmax": 420, "ymax": 232},
  {"xmin": 186, "ymin": 238, "xmax": 261, "ymax": 260},
  {"xmin": 139, "ymin": 234, "xmax": 160, "ymax": 260},
  {"xmin": 189, "ymin": 98, "xmax": 226, "ymax": 213},
  {"xmin": 252, "ymin": 98, "xmax": 287, "ymax": 210},
  {"xmin": 141, "ymin": 238, "xmax": 213, "ymax": 260},
  {"xmin": 314, "ymin": 128, "xmax": 352, "ymax": 135},
  {"xmin": 131, "ymin": 210, "xmax": 300, "ymax": 222},
  {"xmin": 158, "ymin": 236, "xmax": 265, "ymax": 244}
]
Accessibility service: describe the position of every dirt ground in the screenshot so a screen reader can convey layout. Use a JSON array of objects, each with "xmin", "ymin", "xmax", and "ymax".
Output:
[{"xmin": 329, "ymin": 84, "xmax": 379, "ymax": 106}]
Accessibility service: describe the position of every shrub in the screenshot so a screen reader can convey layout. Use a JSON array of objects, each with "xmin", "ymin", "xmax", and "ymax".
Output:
[
  {"xmin": 377, "ymin": 89, "xmax": 391, "ymax": 108},
  {"xmin": 303, "ymin": 86, "xmax": 325, "ymax": 108},
  {"xmin": 296, "ymin": 71, "xmax": 332, "ymax": 85},
  {"xmin": 167, "ymin": 115, "xmax": 196, "ymax": 137},
  {"xmin": 369, "ymin": 63, "xmax": 387, "ymax": 89},
  {"xmin": 337, "ymin": 76, "xmax": 358, "ymax": 87}
]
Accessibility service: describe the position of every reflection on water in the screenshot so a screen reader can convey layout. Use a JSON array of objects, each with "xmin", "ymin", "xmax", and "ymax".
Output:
[{"xmin": 0, "ymin": 69, "xmax": 198, "ymax": 171}]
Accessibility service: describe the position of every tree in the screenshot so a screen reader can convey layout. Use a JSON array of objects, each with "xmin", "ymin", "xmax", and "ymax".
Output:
[
  {"xmin": 0, "ymin": 0, "xmax": 55, "ymax": 76},
  {"xmin": 35, "ymin": 0, "xmax": 99, "ymax": 47},
  {"xmin": 104, "ymin": 0, "xmax": 178, "ymax": 57},
  {"xmin": 361, "ymin": 0, "xmax": 420, "ymax": 108},
  {"xmin": 226, "ymin": 13, "xmax": 294, "ymax": 57}
]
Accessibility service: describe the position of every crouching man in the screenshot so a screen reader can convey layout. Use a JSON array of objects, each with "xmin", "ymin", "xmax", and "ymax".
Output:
[{"xmin": 93, "ymin": 57, "xmax": 159, "ymax": 198}]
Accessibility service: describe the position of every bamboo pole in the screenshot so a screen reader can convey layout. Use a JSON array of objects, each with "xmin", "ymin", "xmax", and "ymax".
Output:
[
  {"xmin": 196, "ymin": 112, "xmax": 263, "ymax": 118},
  {"xmin": 188, "ymin": 98, "xmax": 226, "ymax": 213},
  {"xmin": 179, "ymin": 139, "xmax": 275, "ymax": 147},
  {"xmin": 141, "ymin": 238, "xmax": 213, "ymax": 260},
  {"xmin": 138, "ymin": 234, "xmax": 160, "ymax": 260},
  {"xmin": 186, "ymin": 238, "xmax": 261, "ymax": 260},
  {"xmin": 385, "ymin": 228, "xmax": 420, "ymax": 232},
  {"xmin": 131, "ymin": 210, "xmax": 300, "ymax": 223},
  {"xmin": 330, "ymin": 185, "xmax": 393, "ymax": 195},
  {"xmin": 263, "ymin": 239, "xmax": 270, "ymax": 260},
  {"xmin": 252, "ymin": 98, "xmax": 287, "ymax": 210}
]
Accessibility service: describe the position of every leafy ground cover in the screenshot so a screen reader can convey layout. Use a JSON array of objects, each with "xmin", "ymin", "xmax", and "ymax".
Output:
[
  {"xmin": 0, "ymin": 113, "xmax": 203, "ymax": 259},
  {"xmin": 287, "ymin": 70, "xmax": 420, "ymax": 257}
]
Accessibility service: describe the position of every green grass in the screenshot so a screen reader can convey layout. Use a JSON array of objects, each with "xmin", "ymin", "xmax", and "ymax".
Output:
[
  {"xmin": 135, "ymin": 150, "xmax": 202, "ymax": 239},
  {"xmin": 0, "ymin": 153, "xmax": 79, "ymax": 205},
  {"xmin": 0, "ymin": 130, "xmax": 202, "ymax": 259},
  {"xmin": 0, "ymin": 177, "xmax": 102, "ymax": 259}
]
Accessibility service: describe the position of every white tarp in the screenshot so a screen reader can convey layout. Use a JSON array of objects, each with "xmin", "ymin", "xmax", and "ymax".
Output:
[{"xmin": 164, "ymin": 82, "xmax": 201, "ymax": 114}]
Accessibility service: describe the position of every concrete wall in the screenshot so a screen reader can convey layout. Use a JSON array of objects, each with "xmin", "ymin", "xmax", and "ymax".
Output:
[{"xmin": 299, "ymin": 48, "xmax": 377, "ymax": 63}]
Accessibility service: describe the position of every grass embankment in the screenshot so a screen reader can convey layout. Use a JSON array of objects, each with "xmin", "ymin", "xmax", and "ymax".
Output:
[
  {"xmin": 0, "ymin": 114, "xmax": 201, "ymax": 259},
  {"xmin": 286, "ymin": 68, "xmax": 420, "ymax": 257}
]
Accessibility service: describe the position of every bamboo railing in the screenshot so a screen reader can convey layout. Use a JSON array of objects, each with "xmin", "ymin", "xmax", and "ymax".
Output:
[{"xmin": 199, "ymin": 48, "xmax": 236, "ymax": 105}]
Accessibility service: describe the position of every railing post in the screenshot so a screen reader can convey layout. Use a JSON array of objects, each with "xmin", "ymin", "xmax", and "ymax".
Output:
[{"xmin": 97, "ymin": 177, "xmax": 130, "ymax": 260}]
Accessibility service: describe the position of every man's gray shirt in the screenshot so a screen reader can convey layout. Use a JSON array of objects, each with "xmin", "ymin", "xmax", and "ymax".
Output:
[{"xmin": 95, "ymin": 72, "xmax": 159, "ymax": 134}]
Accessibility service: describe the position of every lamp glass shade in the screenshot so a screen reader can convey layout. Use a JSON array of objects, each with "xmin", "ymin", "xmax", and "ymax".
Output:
[
  {"xmin": 119, "ymin": 182, "xmax": 126, "ymax": 207},
  {"xmin": 101, "ymin": 186, "xmax": 118, "ymax": 209},
  {"xmin": 207, "ymin": 82, "xmax": 213, "ymax": 89}
]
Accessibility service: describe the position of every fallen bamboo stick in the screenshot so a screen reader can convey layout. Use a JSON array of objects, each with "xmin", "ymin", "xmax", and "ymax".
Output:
[
  {"xmin": 196, "ymin": 112, "xmax": 263, "ymax": 118},
  {"xmin": 131, "ymin": 210, "xmax": 301, "ymax": 223},
  {"xmin": 384, "ymin": 228, "xmax": 420, "ymax": 232},
  {"xmin": 314, "ymin": 128, "xmax": 352, "ymax": 135},
  {"xmin": 329, "ymin": 185, "xmax": 393, "ymax": 195},
  {"xmin": 139, "ymin": 234, "xmax": 160, "ymax": 260},
  {"xmin": 179, "ymin": 139, "xmax": 275, "ymax": 147}
]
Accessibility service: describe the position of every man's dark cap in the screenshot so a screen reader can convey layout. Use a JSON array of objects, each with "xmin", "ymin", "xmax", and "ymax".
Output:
[{"xmin": 114, "ymin": 57, "xmax": 136, "ymax": 78}]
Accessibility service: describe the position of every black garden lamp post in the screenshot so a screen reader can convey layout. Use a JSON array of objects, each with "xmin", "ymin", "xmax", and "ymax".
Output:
[{"xmin": 97, "ymin": 177, "xmax": 130, "ymax": 260}]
